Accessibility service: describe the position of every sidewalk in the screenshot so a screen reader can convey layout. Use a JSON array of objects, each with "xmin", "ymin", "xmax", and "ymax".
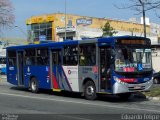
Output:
[
  {"xmin": 147, "ymin": 96, "xmax": 160, "ymax": 101},
  {"xmin": 0, "ymin": 75, "xmax": 7, "ymax": 82},
  {"xmin": 134, "ymin": 92, "xmax": 160, "ymax": 101}
]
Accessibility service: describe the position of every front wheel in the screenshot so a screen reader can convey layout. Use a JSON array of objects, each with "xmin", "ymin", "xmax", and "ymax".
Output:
[
  {"xmin": 118, "ymin": 93, "xmax": 131, "ymax": 101},
  {"xmin": 153, "ymin": 78, "xmax": 159, "ymax": 84},
  {"xmin": 84, "ymin": 81, "xmax": 97, "ymax": 100},
  {"xmin": 30, "ymin": 78, "xmax": 39, "ymax": 93}
]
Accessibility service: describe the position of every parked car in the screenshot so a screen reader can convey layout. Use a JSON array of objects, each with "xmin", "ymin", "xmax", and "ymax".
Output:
[{"xmin": 153, "ymin": 72, "xmax": 160, "ymax": 84}]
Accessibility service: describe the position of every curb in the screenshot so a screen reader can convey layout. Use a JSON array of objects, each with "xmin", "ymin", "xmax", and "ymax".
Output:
[
  {"xmin": 133, "ymin": 92, "xmax": 160, "ymax": 101},
  {"xmin": 146, "ymin": 96, "xmax": 160, "ymax": 101},
  {"xmin": 0, "ymin": 75, "xmax": 7, "ymax": 82}
]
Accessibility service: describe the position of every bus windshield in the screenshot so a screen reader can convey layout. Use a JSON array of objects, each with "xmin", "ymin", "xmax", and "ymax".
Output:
[{"xmin": 115, "ymin": 46, "xmax": 152, "ymax": 72}]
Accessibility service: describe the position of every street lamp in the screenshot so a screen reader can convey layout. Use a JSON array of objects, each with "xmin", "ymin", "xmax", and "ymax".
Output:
[{"xmin": 15, "ymin": 25, "xmax": 27, "ymax": 39}]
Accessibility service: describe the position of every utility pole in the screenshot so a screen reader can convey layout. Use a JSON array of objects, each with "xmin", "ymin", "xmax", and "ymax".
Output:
[
  {"xmin": 139, "ymin": 0, "xmax": 146, "ymax": 37},
  {"xmin": 64, "ymin": 0, "xmax": 67, "ymax": 40}
]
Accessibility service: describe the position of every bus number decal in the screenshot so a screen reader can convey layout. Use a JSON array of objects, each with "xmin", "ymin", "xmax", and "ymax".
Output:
[{"xmin": 9, "ymin": 67, "xmax": 14, "ymax": 70}]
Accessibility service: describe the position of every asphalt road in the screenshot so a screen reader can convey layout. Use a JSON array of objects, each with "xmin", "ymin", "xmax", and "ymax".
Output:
[{"xmin": 0, "ymin": 75, "xmax": 160, "ymax": 120}]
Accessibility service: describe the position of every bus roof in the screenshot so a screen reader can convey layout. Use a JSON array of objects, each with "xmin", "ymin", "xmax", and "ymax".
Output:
[{"xmin": 7, "ymin": 36, "xmax": 149, "ymax": 50}]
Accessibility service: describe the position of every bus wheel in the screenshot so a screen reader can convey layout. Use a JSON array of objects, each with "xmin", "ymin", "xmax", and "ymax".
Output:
[
  {"xmin": 84, "ymin": 81, "xmax": 97, "ymax": 100},
  {"xmin": 118, "ymin": 93, "xmax": 131, "ymax": 101},
  {"xmin": 30, "ymin": 78, "xmax": 39, "ymax": 93},
  {"xmin": 153, "ymin": 78, "xmax": 159, "ymax": 84}
]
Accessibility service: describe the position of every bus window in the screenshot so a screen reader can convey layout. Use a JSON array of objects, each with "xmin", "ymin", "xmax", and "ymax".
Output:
[
  {"xmin": 36, "ymin": 48, "xmax": 49, "ymax": 65},
  {"xmin": 63, "ymin": 46, "xmax": 78, "ymax": 66},
  {"xmin": 0, "ymin": 58, "xmax": 6, "ymax": 64},
  {"xmin": 25, "ymin": 49, "xmax": 36, "ymax": 65},
  {"xmin": 8, "ymin": 51, "xmax": 16, "ymax": 66},
  {"xmin": 79, "ymin": 44, "xmax": 96, "ymax": 66}
]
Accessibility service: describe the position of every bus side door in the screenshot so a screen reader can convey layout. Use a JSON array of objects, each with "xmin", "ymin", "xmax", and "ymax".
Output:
[
  {"xmin": 17, "ymin": 51, "xmax": 25, "ymax": 86},
  {"xmin": 50, "ymin": 49, "xmax": 62, "ymax": 90},
  {"xmin": 99, "ymin": 46, "xmax": 112, "ymax": 90}
]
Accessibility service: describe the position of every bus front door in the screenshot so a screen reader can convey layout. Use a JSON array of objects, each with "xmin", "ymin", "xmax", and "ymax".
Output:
[
  {"xmin": 99, "ymin": 47, "xmax": 111, "ymax": 90},
  {"xmin": 50, "ymin": 49, "xmax": 62, "ymax": 90},
  {"xmin": 17, "ymin": 51, "xmax": 24, "ymax": 86}
]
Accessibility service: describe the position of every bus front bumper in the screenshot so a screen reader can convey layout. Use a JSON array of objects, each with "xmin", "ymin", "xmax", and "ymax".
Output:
[{"xmin": 113, "ymin": 79, "xmax": 153, "ymax": 94}]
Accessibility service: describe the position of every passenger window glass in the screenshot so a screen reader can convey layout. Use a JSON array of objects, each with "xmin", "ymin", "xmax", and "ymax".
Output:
[
  {"xmin": 63, "ymin": 46, "xmax": 78, "ymax": 65},
  {"xmin": 25, "ymin": 49, "xmax": 36, "ymax": 65},
  {"xmin": 79, "ymin": 44, "xmax": 96, "ymax": 66},
  {"xmin": 8, "ymin": 51, "xmax": 16, "ymax": 66},
  {"xmin": 36, "ymin": 48, "xmax": 49, "ymax": 65}
]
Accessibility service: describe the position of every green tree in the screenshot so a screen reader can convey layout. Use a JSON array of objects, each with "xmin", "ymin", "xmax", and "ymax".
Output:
[
  {"xmin": 0, "ymin": 0, "xmax": 15, "ymax": 31},
  {"xmin": 102, "ymin": 21, "xmax": 117, "ymax": 37}
]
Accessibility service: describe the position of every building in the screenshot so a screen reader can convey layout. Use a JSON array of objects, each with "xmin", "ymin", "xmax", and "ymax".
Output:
[{"xmin": 26, "ymin": 13, "xmax": 151, "ymax": 43}]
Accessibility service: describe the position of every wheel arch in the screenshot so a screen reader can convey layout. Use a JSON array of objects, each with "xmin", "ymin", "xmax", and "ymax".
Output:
[
  {"xmin": 29, "ymin": 75, "xmax": 37, "ymax": 88},
  {"xmin": 82, "ymin": 77, "xmax": 96, "ymax": 91}
]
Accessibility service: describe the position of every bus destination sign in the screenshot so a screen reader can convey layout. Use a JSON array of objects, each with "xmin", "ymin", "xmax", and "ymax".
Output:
[{"xmin": 118, "ymin": 39, "xmax": 146, "ymax": 45}]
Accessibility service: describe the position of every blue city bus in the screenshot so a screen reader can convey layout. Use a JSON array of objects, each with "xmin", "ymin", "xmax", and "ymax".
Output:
[
  {"xmin": 0, "ymin": 56, "xmax": 6, "ymax": 75},
  {"xmin": 6, "ymin": 36, "xmax": 153, "ymax": 100}
]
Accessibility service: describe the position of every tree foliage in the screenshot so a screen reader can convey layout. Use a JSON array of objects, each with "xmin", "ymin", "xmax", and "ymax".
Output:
[
  {"xmin": 116, "ymin": 0, "xmax": 160, "ymax": 14},
  {"xmin": 102, "ymin": 21, "xmax": 117, "ymax": 37},
  {"xmin": 115, "ymin": 0, "xmax": 160, "ymax": 37},
  {"xmin": 0, "ymin": 0, "xmax": 15, "ymax": 31}
]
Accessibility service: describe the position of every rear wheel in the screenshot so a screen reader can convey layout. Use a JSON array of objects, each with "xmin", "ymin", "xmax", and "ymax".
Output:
[
  {"xmin": 84, "ymin": 81, "xmax": 97, "ymax": 100},
  {"xmin": 153, "ymin": 78, "xmax": 159, "ymax": 84},
  {"xmin": 30, "ymin": 78, "xmax": 39, "ymax": 93}
]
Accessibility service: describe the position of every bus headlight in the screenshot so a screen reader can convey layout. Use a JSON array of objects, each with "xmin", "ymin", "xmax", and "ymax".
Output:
[
  {"xmin": 147, "ymin": 78, "xmax": 153, "ymax": 84},
  {"xmin": 113, "ymin": 76, "xmax": 127, "ymax": 85}
]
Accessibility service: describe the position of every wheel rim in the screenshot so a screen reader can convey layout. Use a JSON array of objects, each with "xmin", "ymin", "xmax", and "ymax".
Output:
[
  {"xmin": 154, "ymin": 79, "xmax": 158, "ymax": 84},
  {"xmin": 86, "ymin": 86, "xmax": 94, "ymax": 96},
  {"xmin": 31, "ymin": 81, "xmax": 36, "ymax": 91}
]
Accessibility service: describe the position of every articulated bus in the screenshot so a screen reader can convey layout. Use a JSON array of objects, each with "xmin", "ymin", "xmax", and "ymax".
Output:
[{"xmin": 6, "ymin": 36, "xmax": 153, "ymax": 100}]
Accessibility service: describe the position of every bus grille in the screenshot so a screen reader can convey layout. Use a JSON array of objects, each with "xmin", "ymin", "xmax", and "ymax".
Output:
[{"xmin": 128, "ymin": 86, "xmax": 145, "ymax": 91}]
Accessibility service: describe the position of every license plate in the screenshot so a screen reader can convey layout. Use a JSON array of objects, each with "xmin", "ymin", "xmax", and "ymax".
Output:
[{"xmin": 134, "ymin": 86, "xmax": 141, "ymax": 89}]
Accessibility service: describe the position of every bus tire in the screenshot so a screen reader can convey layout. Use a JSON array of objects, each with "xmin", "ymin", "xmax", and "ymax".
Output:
[
  {"xmin": 84, "ymin": 81, "xmax": 97, "ymax": 100},
  {"xmin": 118, "ymin": 93, "xmax": 131, "ymax": 101},
  {"xmin": 30, "ymin": 77, "xmax": 39, "ymax": 93},
  {"xmin": 153, "ymin": 78, "xmax": 159, "ymax": 84}
]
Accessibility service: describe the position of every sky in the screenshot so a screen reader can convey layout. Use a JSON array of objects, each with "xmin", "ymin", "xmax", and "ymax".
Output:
[{"xmin": 2, "ymin": 0, "xmax": 160, "ymax": 39}]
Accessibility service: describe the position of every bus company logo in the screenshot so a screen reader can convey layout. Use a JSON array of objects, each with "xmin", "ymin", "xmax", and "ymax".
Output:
[
  {"xmin": 27, "ymin": 67, "xmax": 30, "ymax": 72},
  {"xmin": 9, "ymin": 67, "xmax": 14, "ymax": 70},
  {"xmin": 68, "ymin": 70, "xmax": 71, "ymax": 75}
]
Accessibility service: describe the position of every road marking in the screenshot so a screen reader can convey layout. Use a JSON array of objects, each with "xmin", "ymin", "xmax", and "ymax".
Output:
[
  {"xmin": 58, "ymin": 115, "xmax": 91, "ymax": 120},
  {"xmin": 0, "ymin": 92, "xmax": 159, "ymax": 113}
]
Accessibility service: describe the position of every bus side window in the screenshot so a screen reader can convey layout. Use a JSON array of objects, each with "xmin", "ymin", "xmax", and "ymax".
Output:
[
  {"xmin": 79, "ymin": 44, "xmax": 96, "ymax": 66},
  {"xmin": 63, "ymin": 46, "xmax": 78, "ymax": 66},
  {"xmin": 8, "ymin": 58, "xmax": 14, "ymax": 66},
  {"xmin": 25, "ymin": 49, "xmax": 36, "ymax": 65},
  {"xmin": 8, "ymin": 50, "xmax": 16, "ymax": 66},
  {"xmin": 25, "ymin": 57, "xmax": 32, "ymax": 65},
  {"xmin": 36, "ymin": 48, "xmax": 49, "ymax": 65}
]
